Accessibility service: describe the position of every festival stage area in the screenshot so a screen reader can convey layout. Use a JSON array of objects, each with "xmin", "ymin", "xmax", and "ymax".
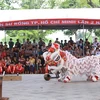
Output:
[{"xmin": 2, "ymin": 74, "xmax": 100, "ymax": 100}]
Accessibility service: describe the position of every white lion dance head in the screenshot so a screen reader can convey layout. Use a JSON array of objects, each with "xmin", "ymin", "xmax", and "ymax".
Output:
[{"xmin": 43, "ymin": 43, "xmax": 67, "ymax": 74}]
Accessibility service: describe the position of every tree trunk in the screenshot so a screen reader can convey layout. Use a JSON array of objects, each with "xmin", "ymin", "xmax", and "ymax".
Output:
[
  {"xmin": 74, "ymin": 32, "xmax": 77, "ymax": 42},
  {"xmin": 87, "ymin": 0, "xmax": 100, "ymax": 8}
]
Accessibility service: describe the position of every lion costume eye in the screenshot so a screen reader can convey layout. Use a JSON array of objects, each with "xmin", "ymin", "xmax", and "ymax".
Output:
[{"xmin": 54, "ymin": 55, "xmax": 60, "ymax": 61}]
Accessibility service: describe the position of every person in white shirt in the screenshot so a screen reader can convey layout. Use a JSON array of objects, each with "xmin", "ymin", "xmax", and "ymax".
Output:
[
  {"xmin": 95, "ymin": 47, "xmax": 100, "ymax": 55},
  {"xmin": 92, "ymin": 38, "xmax": 99, "ymax": 48},
  {"xmin": 32, "ymin": 39, "xmax": 37, "ymax": 47}
]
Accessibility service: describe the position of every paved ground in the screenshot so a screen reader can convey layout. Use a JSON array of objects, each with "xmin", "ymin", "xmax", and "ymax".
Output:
[{"xmin": 2, "ymin": 74, "xmax": 100, "ymax": 100}]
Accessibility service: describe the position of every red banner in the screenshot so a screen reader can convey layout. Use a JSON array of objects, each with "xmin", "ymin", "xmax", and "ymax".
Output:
[{"xmin": 0, "ymin": 18, "xmax": 100, "ymax": 27}]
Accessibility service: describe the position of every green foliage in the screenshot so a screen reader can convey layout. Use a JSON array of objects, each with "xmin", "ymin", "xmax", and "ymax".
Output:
[
  {"xmin": 5, "ymin": 29, "xmax": 55, "ymax": 43},
  {"xmin": 59, "ymin": 0, "xmax": 100, "ymax": 8},
  {"xmin": 64, "ymin": 30, "xmax": 73, "ymax": 35},
  {"xmin": 59, "ymin": 0, "xmax": 77, "ymax": 8},
  {"xmin": 95, "ymin": 29, "xmax": 100, "ymax": 37},
  {"xmin": 87, "ymin": 0, "xmax": 100, "ymax": 8},
  {"xmin": 63, "ymin": 29, "xmax": 77, "ymax": 37},
  {"xmin": 0, "ymin": 0, "xmax": 20, "ymax": 10},
  {"xmin": 21, "ymin": 0, "xmax": 46, "ymax": 9},
  {"xmin": 77, "ymin": 30, "xmax": 93, "ymax": 41}
]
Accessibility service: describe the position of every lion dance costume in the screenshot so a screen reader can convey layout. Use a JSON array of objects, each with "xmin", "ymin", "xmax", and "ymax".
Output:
[{"xmin": 43, "ymin": 43, "xmax": 100, "ymax": 83}]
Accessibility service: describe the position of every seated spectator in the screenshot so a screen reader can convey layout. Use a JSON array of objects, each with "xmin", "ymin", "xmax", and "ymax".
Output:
[
  {"xmin": 32, "ymin": 39, "xmax": 37, "ymax": 48},
  {"xmin": 15, "ymin": 62, "xmax": 24, "ymax": 74},
  {"xmin": 37, "ymin": 48, "xmax": 43, "ymax": 56},
  {"xmin": 85, "ymin": 48, "xmax": 91, "ymax": 56},
  {"xmin": 25, "ymin": 48, "xmax": 32, "ymax": 58},
  {"xmin": 19, "ymin": 46, "xmax": 25, "ymax": 57},
  {"xmin": 92, "ymin": 37, "xmax": 99, "ymax": 48},
  {"xmin": 12, "ymin": 56, "xmax": 18, "ymax": 64},
  {"xmin": 1, "ymin": 49, "xmax": 7, "ymax": 59},
  {"xmin": 95, "ymin": 47, "xmax": 100, "ymax": 55},
  {"xmin": 36, "ymin": 56, "xmax": 42, "ymax": 74},
  {"xmin": 48, "ymin": 40, "xmax": 52, "ymax": 47},
  {"xmin": 18, "ymin": 55, "xmax": 26, "ymax": 65},
  {"xmin": 24, "ymin": 58, "xmax": 30, "ymax": 74},
  {"xmin": 84, "ymin": 38, "xmax": 90, "ymax": 47},
  {"xmin": 32, "ymin": 47, "xmax": 38, "ymax": 57},
  {"xmin": 41, "ymin": 43, "xmax": 46, "ymax": 52},
  {"xmin": 13, "ymin": 44, "xmax": 19, "ymax": 58},
  {"xmin": 73, "ymin": 46, "xmax": 82, "ymax": 58},
  {"xmin": 29, "ymin": 56, "xmax": 35, "ymax": 74},
  {"xmin": 38, "ymin": 38, "xmax": 45, "ymax": 49},
  {"xmin": 5, "ymin": 56, "xmax": 11, "ymax": 67},
  {"xmin": 6, "ymin": 63, "xmax": 16, "ymax": 74},
  {"xmin": 77, "ymin": 39, "xmax": 83, "ymax": 49},
  {"xmin": 90, "ymin": 46, "xmax": 96, "ymax": 55}
]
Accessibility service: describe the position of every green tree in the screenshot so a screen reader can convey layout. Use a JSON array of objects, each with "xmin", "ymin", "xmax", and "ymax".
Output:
[
  {"xmin": 95, "ymin": 29, "xmax": 100, "ymax": 38},
  {"xmin": 4, "ymin": 0, "xmax": 57, "ymax": 42},
  {"xmin": 87, "ymin": 0, "xmax": 100, "ymax": 8},
  {"xmin": 59, "ymin": 0, "xmax": 100, "ymax": 8},
  {"xmin": 20, "ymin": 0, "xmax": 46, "ymax": 9},
  {"xmin": 64, "ymin": 29, "xmax": 78, "ymax": 41},
  {"xmin": 0, "ymin": 0, "xmax": 20, "ymax": 10}
]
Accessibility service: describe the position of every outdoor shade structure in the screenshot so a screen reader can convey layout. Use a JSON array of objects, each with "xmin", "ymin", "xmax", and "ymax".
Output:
[{"xmin": 0, "ymin": 8, "xmax": 100, "ymax": 30}]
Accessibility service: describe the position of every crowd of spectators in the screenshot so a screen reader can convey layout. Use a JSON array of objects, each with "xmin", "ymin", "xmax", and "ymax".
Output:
[{"xmin": 0, "ymin": 36, "xmax": 100, "ymax": 74}]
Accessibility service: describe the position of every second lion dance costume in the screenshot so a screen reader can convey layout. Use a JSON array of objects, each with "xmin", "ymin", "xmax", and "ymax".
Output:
[{"xmin": 43, "ymin": 43, "xmax": 100, "ymax": 83}]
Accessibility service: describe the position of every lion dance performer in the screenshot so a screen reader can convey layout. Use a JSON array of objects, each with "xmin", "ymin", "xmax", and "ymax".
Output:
[{"xmin": 43, "ymin": 43, "xmax": 100, "ymax": 83}]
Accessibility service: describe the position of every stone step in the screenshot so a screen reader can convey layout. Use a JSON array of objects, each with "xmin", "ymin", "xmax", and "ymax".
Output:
[
  {"xmin": 3, "ymin": 76, "xmax": 22, "ymax": 81},
  {"xmin": 1, "ymin": 97, "xmax": 9, "ymax": 100}
]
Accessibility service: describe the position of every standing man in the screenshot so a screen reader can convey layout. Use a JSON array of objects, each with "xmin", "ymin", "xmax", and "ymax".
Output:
[{"xmin": 8, "ymin": 38, "xmax": 14, "ymax": 49}]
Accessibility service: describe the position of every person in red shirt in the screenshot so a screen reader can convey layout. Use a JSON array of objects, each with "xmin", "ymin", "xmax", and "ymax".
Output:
[
  {"xmin": 15, "ymin": 62, "xmax": 24, "ymax": 74},
  {"xmin": 0, "ymin": 66, "xmax": 3, "ymax": 74},
  {"xmin": 0, "ymin": 58, "xmax": 6, "ymax": 74},
  {"xmin": 6, "ymin": 63, "xmax": 16, "ymax": 74},
  {"xmin": 18, "ymin": 55, "xmax": 26, "ymax": 65},
  {"xmin": 0, "ymin": 61, "xmax": 3, "ymax": 74},
  {"xmin": 1, "ymin": 49, "xmax": 7, "ymax": 58}
]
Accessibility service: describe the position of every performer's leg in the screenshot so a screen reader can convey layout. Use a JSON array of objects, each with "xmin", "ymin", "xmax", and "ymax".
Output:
[
  {"xmin": 63, "ymin": 71, "xmax": 72, "ymax": 83},
  {"xmin": 63, "ymin": 75, "xmax": 71, "ymax": 83},
  {"xmin": 58, "ymin": 67, "xmax": 67, "ymax": 82},
  {"xmin": 91, "ymin": 75, "xmax": 99, "ymax": 82},
  {"xmin": 58, "ymin": 72, "xmax": 65, "ymax": 82},
  {"xmin": 87, "ymin": 73, "xmax": 99, "ymax": 82},
  {"xmin": 90, "ymin": 62, "xmax": 100, "ymax": 82}
]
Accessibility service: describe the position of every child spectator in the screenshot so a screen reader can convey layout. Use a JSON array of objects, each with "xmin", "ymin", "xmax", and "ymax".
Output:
[
  {"xmin": 24, "ymin": 58, "xmax": 30, "ymax": 74},
  {"xmin": 29, "ymin": 56, "xmax": 35, "ymax": 74}
]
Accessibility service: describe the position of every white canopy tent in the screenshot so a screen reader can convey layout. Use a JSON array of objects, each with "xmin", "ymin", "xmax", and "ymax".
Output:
[{"xmin": 0, "ymin": 8, "xmax": 100, "ymax": 30}]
